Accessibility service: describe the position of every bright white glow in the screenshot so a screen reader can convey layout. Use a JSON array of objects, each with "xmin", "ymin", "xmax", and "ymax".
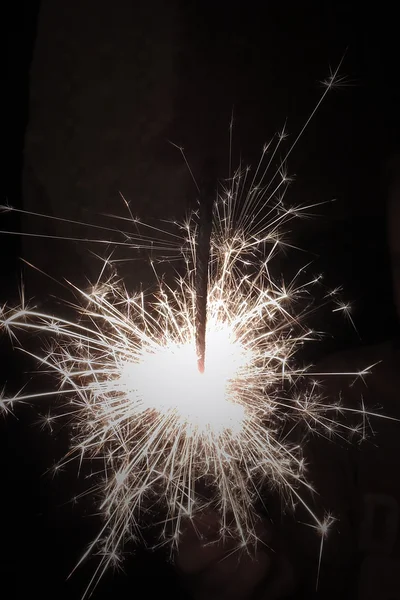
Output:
[{"xmin": 122, "ymin": 328, "xmax": 247, "ymax": 435}]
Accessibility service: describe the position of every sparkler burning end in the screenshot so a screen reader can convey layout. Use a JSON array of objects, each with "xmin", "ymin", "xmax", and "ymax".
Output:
[{"xmin": 0, "ymin": 62, "xmax": 395, "ymax": 596}]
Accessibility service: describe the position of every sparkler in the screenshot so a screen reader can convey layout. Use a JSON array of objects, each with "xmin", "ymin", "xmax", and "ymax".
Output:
[{"xmin": 0, "ymin": 62, "xmax": 395, "ymax": 596}]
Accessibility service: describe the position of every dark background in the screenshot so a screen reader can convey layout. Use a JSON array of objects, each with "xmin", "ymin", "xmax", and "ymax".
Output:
[{"xmin": 3, "ymin": 1, "xmax": 399, "ymax": 599}]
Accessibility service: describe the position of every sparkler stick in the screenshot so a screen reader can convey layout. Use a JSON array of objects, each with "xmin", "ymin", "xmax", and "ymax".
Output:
[{"xmin": 195, "ymin": 159, "xmax": 216, "ymax": 373}]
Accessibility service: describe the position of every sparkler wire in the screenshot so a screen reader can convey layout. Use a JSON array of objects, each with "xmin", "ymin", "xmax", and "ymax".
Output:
[{"xmin": 195, "ymin": 159, "xmax": 216, "ymax": 373}]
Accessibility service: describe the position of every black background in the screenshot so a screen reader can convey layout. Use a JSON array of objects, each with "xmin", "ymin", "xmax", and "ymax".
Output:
[{"xmin": 3, "ymin": 1, "xmax": 399, "ymax": 599}]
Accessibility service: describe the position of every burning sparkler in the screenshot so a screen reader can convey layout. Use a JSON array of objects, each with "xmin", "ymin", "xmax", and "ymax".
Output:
[{"xmin": 0, "ymin": 61, "xmax": 395, "ymax": 597}]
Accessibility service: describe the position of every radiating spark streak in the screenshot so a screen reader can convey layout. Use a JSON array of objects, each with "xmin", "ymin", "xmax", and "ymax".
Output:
[
  {"xmin": 168, "ymin": 140, "xmax": 200, "ymax": 193},
  {"xmin": 270, "ymin": 55, "xmax": 346, "ymax": 185},
  {"xmin": 0, "ymin": 205, "xmax": 136, "ymax": 238},
  {"xmin": 0, "ymin": 229, "xmax": 176, "ymax": 251},
  {"xmin": 102, "ymin": 211, "xmax": 184, "ymax": 242},
  {"xmin": 0, "ymin": 206, "xmax": 181, "ymax": 253}
]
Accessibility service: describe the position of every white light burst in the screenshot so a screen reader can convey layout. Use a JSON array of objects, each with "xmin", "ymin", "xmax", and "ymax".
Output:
[{"xmin": 1, "ymin": 63, "xmax": 392, "ymax": 596}]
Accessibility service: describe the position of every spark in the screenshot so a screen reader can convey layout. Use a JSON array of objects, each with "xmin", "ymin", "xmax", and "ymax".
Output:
[
  {"xmin": 0, "ymin": 63, "xmax": 395, "ymax": 597},
  {"xmin": 0, "ymin": 387, "xmax": 13, "ymax": 415}
]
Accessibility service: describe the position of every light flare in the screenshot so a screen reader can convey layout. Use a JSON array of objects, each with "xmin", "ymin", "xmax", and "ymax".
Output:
[{"xmin": 1, "ymin": 61, "xmax": 396, "ymax": 597}]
